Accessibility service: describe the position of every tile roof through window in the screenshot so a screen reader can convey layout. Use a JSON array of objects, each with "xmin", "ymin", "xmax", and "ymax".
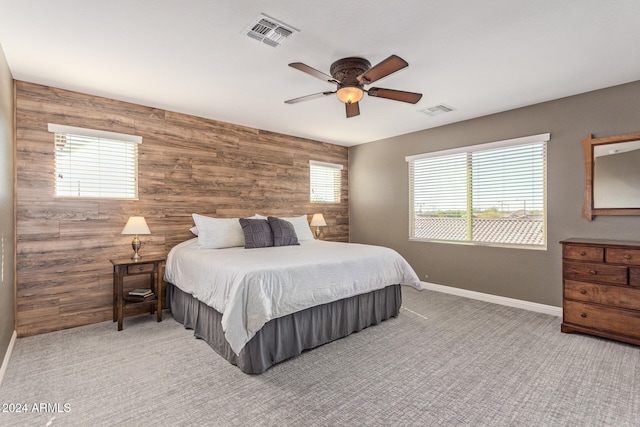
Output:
[{"xmin": 413, "ymin": 217, "xmax": 544, "ymax": 246}]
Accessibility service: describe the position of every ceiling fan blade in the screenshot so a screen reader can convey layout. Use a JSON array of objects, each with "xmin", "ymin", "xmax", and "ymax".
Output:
[
  {"xmin": 289, "ymin": 62, "xmax": 337, "ymax": 84},
  {"xmin": 285, "ymin": 91, "xmax": 335, "ymax": 104},
  {"xmin": 345, "ymin": 102, "xmax": 360, "ymax": 118},
  {"xmin": 357, "ymin": 55, "xmax": 408, "ymax": 84},
  {"xmin": 367, "ymin": 87, "xmax": 422, "ymax": 104}
]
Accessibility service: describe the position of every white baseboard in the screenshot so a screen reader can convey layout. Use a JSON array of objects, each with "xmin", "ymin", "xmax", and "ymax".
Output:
[
  {"xmin": 419, "ymin": 282, "xmax": 562, "ymax": 317},
  {"xmin": 0, "ymin": 330, "xmax": 17, "ymax": 390}
]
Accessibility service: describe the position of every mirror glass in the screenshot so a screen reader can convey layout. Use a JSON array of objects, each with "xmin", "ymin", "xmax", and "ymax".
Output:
[{"xmin": 593, "ymin": 140, "xmax": 640, "ymax": 208}]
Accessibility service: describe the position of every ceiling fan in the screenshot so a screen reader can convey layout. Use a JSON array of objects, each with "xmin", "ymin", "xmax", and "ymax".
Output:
[{"xmin": 285, "ymin": 55, "xmax": 423, "ymax": 118}]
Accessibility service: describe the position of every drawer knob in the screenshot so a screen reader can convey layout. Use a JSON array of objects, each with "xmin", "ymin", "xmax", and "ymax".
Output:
[
  {"xmin": 588, "ymin": 270, "xmax": 597, "ymax": 275},
  {"xmin": 580, "ymin": 313, "xmax": 587, "ymax": 318},
  {"xmin": 580, "ymin": 289, "xmax": 587, "ymax": 295},
  {"xmin": 624, "ymin": 254, "xmax": 632, "ymax": 260},
  {"xmin": 580, "ymin": 251, "xmax": 587, "ymax": 256}
]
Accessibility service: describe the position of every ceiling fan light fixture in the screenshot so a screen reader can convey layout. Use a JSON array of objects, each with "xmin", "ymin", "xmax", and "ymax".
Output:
[{"xmin": 336, "ymin": 86, "xmax": 364, "ymax": 104}]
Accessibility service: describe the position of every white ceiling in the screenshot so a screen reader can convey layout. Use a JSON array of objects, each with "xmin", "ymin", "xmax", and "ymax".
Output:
[{"xmin": 1, "ymin": 1, "xmax": 640, "ymax": 147}]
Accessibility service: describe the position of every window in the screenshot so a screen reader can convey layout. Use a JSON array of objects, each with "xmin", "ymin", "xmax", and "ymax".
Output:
[
  {"xmin": 49, "ymin": 124, "xmax": 142, "ymax": 199},
  {"xmin": 310, "ymin": 160, "xmax": 343, "ymax": 203},
  {"xmin": 406, "ymin": 133, "xmax": 549, "ymax": 249}
]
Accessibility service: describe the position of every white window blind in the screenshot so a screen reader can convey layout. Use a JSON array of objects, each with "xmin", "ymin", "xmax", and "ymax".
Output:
[
  {"xmin": 310, "ymin": 160, "xmax": 343, "ymax": 203},
  {"xmin": 406, "ymin": 134, "xmax": 549, "ymax": 249},
  {"xmin": 49, "ymin": 124, "xmax": 141, "ymax": 199}
]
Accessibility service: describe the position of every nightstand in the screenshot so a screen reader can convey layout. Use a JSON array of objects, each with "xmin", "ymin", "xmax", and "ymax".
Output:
[{"xmin": 110, "ymin": 256, "xmax": 166, "ymax": 331}]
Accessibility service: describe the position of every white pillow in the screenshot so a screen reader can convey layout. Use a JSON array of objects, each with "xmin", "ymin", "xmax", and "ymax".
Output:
[
  {"xmin": 192, "ymin": 214, "xmax": 245, "ymax": 249},
  {"xmin": 190, "ymin": 214, "xmax": 263, "ymax": 239},
  {"xmin": 281, "ymin": 215, "xmax": 314, "ymax": 241}
]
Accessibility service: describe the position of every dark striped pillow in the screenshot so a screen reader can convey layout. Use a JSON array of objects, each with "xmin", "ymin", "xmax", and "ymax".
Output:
[
  {"xmin": 239, "ymin": 218, "xmax": 274, "ymax": 249},
  {"xmin": 268, "ymin": 217, "xmax": 300, "ymax": 247}
]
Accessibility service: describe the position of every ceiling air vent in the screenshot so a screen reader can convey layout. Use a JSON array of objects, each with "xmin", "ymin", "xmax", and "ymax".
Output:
[
  {"xmin": 244, "ymin": 13, "xmax": 298, "ymax": 47},
  {"xmin": 419, "ymin": 104, "xmax": 456, "ymax": 117}
]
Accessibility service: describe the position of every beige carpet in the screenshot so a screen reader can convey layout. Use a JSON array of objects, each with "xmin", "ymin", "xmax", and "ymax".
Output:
[{"xmin": 1, "ymin": 287, "xmax": 639, "ymax": 426}]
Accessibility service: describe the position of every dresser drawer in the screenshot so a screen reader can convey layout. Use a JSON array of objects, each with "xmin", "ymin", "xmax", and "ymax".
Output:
[
  {"xmin": 564, "ymin": 300, "xmax": 640, "ymax": 340},
  {"xmin": 606, "ymin": 248, "xmax": 640, "ymax": 265},
  {"xmin": 564, "ymin": 279, "xmax": 640, "ymax": 311},
  {"xmin": 127, "ymin": 263, "xmax": 156, "ymax": 275},
  {"xmin": 563, "ymin": 245, "xmax": 604, "ymax": 262},
  {"xmin": 631, "ymin": 268, "xmax": 640, "ymax": 287},
  {"xmin": 563, "ymin": 260, "xmax": 627, "ymax": 285}
]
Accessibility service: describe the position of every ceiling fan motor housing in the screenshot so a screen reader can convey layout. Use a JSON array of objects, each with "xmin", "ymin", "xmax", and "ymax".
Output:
[{"xmin": 330, "ymin": 57, "xmax": 370, "ymax": 87}]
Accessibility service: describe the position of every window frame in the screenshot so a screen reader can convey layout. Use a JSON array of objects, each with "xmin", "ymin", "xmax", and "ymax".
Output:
[
  {"xmin": 49, "ymin": 123, "xmax": 142, "ymax": 200},
  {"xmin": 406, "ymin": 133, "xmax": 549, "ymax": 250},
  {"xmin": 309, "ymin": 160, "xmax": 343, "ymax": 204}
]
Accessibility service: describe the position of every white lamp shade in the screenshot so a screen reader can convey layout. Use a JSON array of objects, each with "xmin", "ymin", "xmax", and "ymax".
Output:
[
  {"xmin": 121, "ymin": 216, "xmax": 151, "ymax": 235},
  {"xmin": 310, "ymin": 213, "xmax": 327, "ymax": 227}
]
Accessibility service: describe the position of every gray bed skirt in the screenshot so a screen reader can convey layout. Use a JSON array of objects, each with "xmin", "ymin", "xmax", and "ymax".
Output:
[{"xmin": 167, "ymin": 283, "xmax": 402, "ymax": 374}]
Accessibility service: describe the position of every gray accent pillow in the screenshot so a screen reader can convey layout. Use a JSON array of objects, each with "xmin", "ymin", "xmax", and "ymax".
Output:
[
  {"xmin": 268, "ymin": 216, "xmax": 300, "ymax": 247},
  {"xmin": 239, "ymin": 218, "xmax": 274, "ymax": 249}
]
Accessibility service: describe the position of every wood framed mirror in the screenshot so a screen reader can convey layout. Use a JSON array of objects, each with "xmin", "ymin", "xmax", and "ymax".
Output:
[{"xmin": 582, "ymin": 132, "xmax": 640, "ymax": 220}]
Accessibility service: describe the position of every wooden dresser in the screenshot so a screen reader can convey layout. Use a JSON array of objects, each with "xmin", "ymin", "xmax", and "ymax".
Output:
[{"xmin": 561, "ymin": 238, "xmax": 640, "ymax": 345}]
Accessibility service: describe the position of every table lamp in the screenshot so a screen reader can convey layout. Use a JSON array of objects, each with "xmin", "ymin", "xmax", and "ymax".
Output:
[
  {"xmin": 310, "ymin": 213, "xmax": 327, "ymax": 238},
  {"xmin": 121, "ymin": 216, "xmax": 151, "ymax": 260}
]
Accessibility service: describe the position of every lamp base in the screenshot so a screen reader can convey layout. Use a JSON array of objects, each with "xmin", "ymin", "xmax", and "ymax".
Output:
[{"xmin": 131, "ymin": 235, "xmax": 142, "ymax": 260}]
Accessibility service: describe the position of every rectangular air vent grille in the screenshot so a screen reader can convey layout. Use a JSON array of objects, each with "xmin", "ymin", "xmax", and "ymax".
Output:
[
  {"xmin": 419, "ymin": 104, "xmax": 456, "ymax": 117},
  {"xmin": 244, "ymin": 14, "xmax": 298, "ymax": 48}
]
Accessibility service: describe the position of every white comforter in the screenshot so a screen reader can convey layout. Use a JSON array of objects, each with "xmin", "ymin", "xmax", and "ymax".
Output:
[{"xmin": 164, "ymin": 238, "xmax": 422, "ymax": 354}]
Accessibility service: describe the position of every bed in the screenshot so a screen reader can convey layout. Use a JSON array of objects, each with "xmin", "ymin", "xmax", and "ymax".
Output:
[{"xmin": 164, "ymin": 215, "xmax": 422, "ymax": 374}]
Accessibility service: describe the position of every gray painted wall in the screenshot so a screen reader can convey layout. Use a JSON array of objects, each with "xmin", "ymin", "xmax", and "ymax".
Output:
[
  {"xmin": 0, "ymin": 44, "xmax": 15, "ymax": 368},
  {"xmin": 349, "ymin": 80, "xmax": 640, "ymax": 307}
]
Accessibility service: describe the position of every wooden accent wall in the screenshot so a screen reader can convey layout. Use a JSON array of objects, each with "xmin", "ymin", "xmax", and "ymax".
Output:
[{"xmin": 15, "ymin": 81, "xmax": 349, "ymax": 337}]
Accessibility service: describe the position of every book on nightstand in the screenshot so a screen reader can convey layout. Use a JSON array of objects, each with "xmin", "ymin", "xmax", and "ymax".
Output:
[{"xmin": 128, "ymin": 288, "xmax": 153, "ymax": 298}]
